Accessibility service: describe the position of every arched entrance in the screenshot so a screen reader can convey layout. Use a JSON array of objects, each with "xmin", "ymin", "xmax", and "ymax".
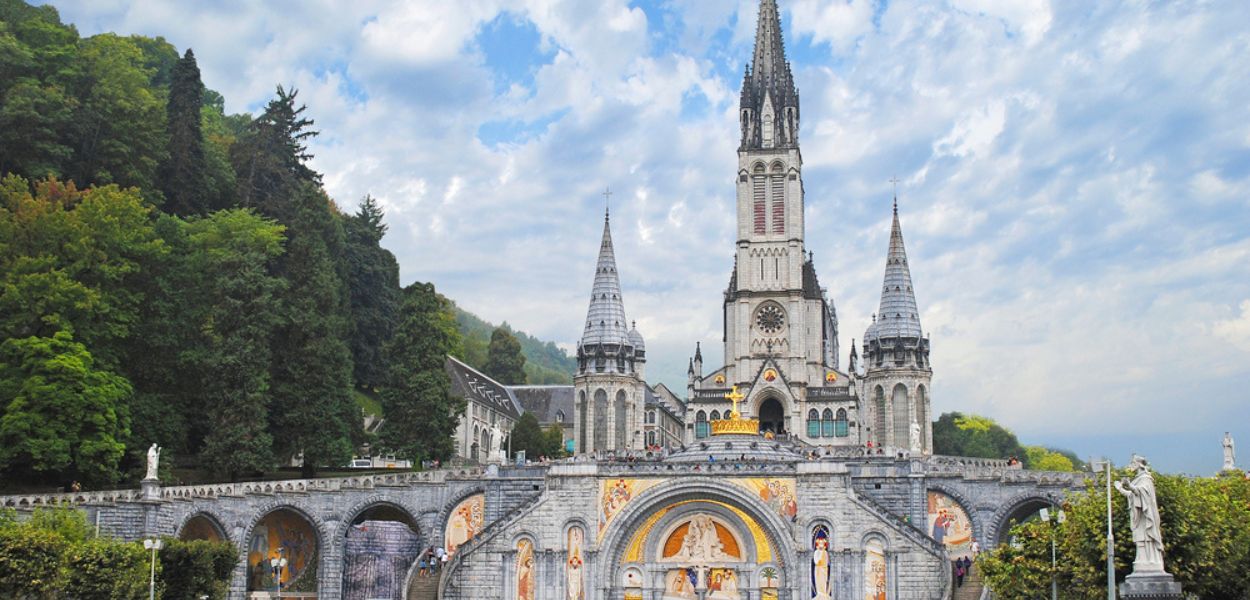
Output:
[
  {"xmin": 995, "ymin": 496, "xmax": 1053, "ymax": 545},
  {"xmin": 758, "ymin": 398, "xmax": 785, "ymax": 435},
  {"xmin": 246, "ymin": 507, "xmax": 320, "ymax": 597},
  {"xmin": 178, "ymin": 513, "xmax": 226, "ymax": 542},
  {"xmin": 342, "ymin": 503, "xmax": 422, "ymax": 600},
  {"xmin": 597, "ymin": 481, "xmax": 796, "ymax": 600}
]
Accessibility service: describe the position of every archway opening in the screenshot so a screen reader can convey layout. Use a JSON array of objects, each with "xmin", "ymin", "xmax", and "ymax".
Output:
[
  {"xmin": 247, "ymin": 508, "xmax": 319, "ymax": 597},
  {"xmin": 996, "ymin": 498, "xmax": 1053, "ymax": 546},
  {"xmin": 759, "ymin": 398, "xmax": 785, "ymax": 435},
  {"xmin": 178, "ymin": 514, "xmax": 225, "ymax": 542},
  {"xmin": 342, "ymin": 504, "xmax": 422, "ymax": 600}
]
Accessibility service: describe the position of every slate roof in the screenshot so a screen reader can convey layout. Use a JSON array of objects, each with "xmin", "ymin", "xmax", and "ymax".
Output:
[
  {"xmin": 444, "ymin": 355, "xmax": 522, "ymax": 420},
  {"xmin": 865, "ymin": 202, "xmax": 924, "ymax": 342},
  {"xmin": 580, "ymin": 211, "xmax": 632, "ymax": 349},
  {"xmin": 508, "ymin": 385, "xmax": 575, "ymax": 425}
]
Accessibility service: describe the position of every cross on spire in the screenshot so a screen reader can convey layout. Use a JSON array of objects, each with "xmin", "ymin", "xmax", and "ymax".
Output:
[
  {"xmin": 889, "ymin": 176, "xmax": 900, "ymax": 213},
  {"xmin": 602, "ymin": 186, "xmax": 613, "ymax": 217}
]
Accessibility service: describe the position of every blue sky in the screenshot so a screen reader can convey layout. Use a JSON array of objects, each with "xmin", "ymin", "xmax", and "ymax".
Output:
[{"xmin": 51, "ymin": 0, "xmax": 1250, "ymax": 475}]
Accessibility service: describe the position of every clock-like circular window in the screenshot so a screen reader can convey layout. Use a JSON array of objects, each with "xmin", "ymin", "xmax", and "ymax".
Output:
[{"xmin": 755, "ymin": 304, "xmax": 786, "ymax": 334}]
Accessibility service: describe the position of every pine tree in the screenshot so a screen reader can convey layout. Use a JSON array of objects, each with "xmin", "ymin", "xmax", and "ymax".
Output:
[
  {"xmin": 267, "ymin": 182, "xmax": 358, "ymax": 477},
  {"xmin": 344, "ymin": 195, "xmax": 400, "ymax": 391},
  {"xmin": 158, "ymin": 49, "xmax": 209, "ymax": 216},
  {"xmin": 379, "ymin": 282, "xmax": 464, "ymax": 463},
  {"xmin": 180, "ymin": 209, "xmax": 286, "ymax": 479},
  {"xmin": 483, "ymin": 326, "xmax": 527, "ymax": 385},
  {"xmin": 231, "ymin": 85, "xmax": 319, "ymax": 217}
]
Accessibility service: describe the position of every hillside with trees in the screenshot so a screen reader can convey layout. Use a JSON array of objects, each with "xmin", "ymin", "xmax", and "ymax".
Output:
[{"xmin": 0, "ymin": 0, "xmax": 578, "ymax": 489}]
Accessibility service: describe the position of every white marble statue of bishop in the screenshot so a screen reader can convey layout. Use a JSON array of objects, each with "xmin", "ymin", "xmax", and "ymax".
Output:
[
  {"xmin": 145, "ymin": 443, "xmax": 161, "ymax": 481},
  {"xmin": 1223, "ymin": 432, "xmax": 1236, "ymax": 471},
  {"xmin": 1115, "ymin": 455, "xmax": 1167, "ymax": 573}
]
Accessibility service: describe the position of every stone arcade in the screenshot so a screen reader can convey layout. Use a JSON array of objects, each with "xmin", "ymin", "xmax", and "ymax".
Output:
[{"xmin": 0, "ymin": 2, "xmax": 1092, "ymax": 599}]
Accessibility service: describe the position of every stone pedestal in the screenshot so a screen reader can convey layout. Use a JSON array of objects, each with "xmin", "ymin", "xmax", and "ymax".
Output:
[
  {"xmin": 1119, "ymin": 572, "xmax": 1183, "ymax": 599},
  {"xmin": 140, "ymin": 477, "xmax": 161, "ymax": 501}
]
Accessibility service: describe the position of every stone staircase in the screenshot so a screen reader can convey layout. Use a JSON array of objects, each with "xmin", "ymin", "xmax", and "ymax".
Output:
[
  {"xmin": 953, "ymin": 566, "xmax": 985, "ymax": 600},
  {"xmin": 406, "ymin": 572, "xmax": 439, "ymax": 600}
]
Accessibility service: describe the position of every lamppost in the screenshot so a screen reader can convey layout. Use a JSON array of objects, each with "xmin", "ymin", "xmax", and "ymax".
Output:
[
  {"xmin": 1040, "ymin": 504, "xmax": 1065, "ymax": 600},
  {"xmin": 1090, "ymin": 458, "xmax": 1115, "ymax": 600},
  {"xmin": 142, "ymin": 538, "xmax": 162, "ymax": 600},
  {"xmin": 269, "ymin": 549, "xmax": 288, "ymax": 596}
]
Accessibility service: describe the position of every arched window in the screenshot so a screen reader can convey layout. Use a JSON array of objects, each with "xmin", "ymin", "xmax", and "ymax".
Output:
[
  {"xmin": 892, "ymin": 383, "xmax": 909, "ymax": 448},
  {"xmin": 916, "ymin": 386, "xmax": 928, "ymax": 450},
  {"xmin": 710, "ymin": 410, "xmax": 721, "ymax": 421},
  {"xmin": 807, "ymin": 409, "xmax": 820, "ymax": 438},
  {"xmin": 835, "ymin": 408, "xmax": 849, "ymax": 437},
  {"xmin": 646, "ymin": 431, "xmax": 656, "ymax": 446},
  {"xmin": 821, "ymin": 408, "xmax": 834, "ymax": 438},
  {"xmin": 594, "ymin": 389, "xmax": 608, "ymax": 451},
  {"xmin": 873, "ymin": 386, "xmax": 887, "ymax": 446},
  {"xmin": 864, "ymin": 537, "xmax": 888, "ymax": 598},
  {"xmin": 577, "ymin": 390, "xmax": 587, "ymax": 453},
  {"xmin": 647, "ymin": 411, "xmax": 656, "ymax": 424},
  {"xmin": 614, "ymin": 389, "xmax": 628, "ymax": 451},
  {"xmin": 771, "ymin": 161, "xmax": 785, "ymax": 235},
  {"xmin": 695, "ymin": 411, "xmax": 709, "ymax": 439},
  {"xmin": 555, "ymin": 410, "xmax": 565, "ymax": 423}
]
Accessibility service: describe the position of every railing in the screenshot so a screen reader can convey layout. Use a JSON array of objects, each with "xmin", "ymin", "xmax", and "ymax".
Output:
[
  {"xmin": 597, "ymin": 461, "xmax": 796, "ymax": 475},
  {"xmin": 0, "ymin": 467, "xmax": 485, "ymax": 508}
]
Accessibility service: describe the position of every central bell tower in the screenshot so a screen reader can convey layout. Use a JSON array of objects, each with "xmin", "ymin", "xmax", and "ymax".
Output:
[{"xmin": 687, "ymin": 0, "xmax": 849, "ymax": 444}]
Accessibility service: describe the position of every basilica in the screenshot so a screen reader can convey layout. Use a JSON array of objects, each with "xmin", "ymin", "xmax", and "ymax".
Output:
[
  {"xmin": 0, "ymin": 3, "xmax": 1084, "ymax": 600},
  {"xmin": 432, "ymin": 3, "xmax": 1080, "ymax": 600}
]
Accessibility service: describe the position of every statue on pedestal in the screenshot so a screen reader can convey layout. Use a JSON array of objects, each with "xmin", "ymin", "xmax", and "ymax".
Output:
[
  {"xmin": 1223, "ymin": 432, "xmax": 1236, "ymax": 471},
  {"xmin": 1115, "ymin": 454, "xmax": 1183, "ymax": 599},
  {"xmin": 910, "ymin": 421, "xmax": 922, "ymax": 453},
  {"xmin": 145, "ymin": 443, "xmax": 161, "ymax": 481},
  {"xmin": 1115, "ymin": 454, "xmax": 1165, "ymax": 572}
]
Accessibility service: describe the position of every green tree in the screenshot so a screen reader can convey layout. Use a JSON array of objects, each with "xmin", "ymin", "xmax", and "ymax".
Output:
[
  {"xmin": 157, "ymin": 48, "xmax": 208, "ymax": 215},
  {"xmin": 343, "ymin": 195, "xmax": 400, "ymax": 391},
  {"xmin": 267, "ymin": 182, "xmax": 358, "ymax": 476},
  {"xmin": 932, "ymin": 412, "xmax": 1026, "ymax": 462},
  {"xmin": 1023, "ymin": 446, "xmax": 1077, "ymax": 472},
  {"xmin": 980, "ymin": 470, "xmax": 1250, "ymax": 599},
  {"xmin": 0, "ymin": 522, "xmax": 65, "ymax": 598},
  {"xmin": 66, "ymin": 33, "xmax": 165, "ymax": 195},
  {"xmin": 508, "ymin": 412, "xmax": 546, "ymax": 459},
  {"xmin": 60, "ymin": 536, "xmax": 150, "ymax": 599},
  {"xmin": 379, "ymin": 282, "xmax": 464, "ymax": 463},
  {"xmin": 544, "ymin": 424, "xmax": 568, "ymax": 457},
  {"xmin": 180, "ymin": 209, "xmax": 286, "ymax": 478},
  {"xmin": 484, "ymin": 325, "xmax": 527, "ymax": 385},
  {"xmin": 231, "ymin": 85, "xmax": 319, "ymax": 215},
  {"xmin": 0, "ymin": 331, "xmax": 130, "ymax": 485},
  {"xmin": 158, "ymin": 537, "xmax": 238, "ymax": 600}
]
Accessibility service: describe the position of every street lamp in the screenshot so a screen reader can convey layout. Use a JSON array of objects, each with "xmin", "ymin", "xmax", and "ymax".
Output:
[
  {"xmin": 1040, "ymin": 504, "xmax": 1066, "ymax": 600},
  {"xmin": 1090, "ymin": 458, "xmax": 1115, "ymax": 600},
  {"xmin": 269, "ymin": 549, "xmax": 288, "ymax": 595},
  {"xmin": 142, "ymin": 538, "xmax": 162, "ymax": 600}
]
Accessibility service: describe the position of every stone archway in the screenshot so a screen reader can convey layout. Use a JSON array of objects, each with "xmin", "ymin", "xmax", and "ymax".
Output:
[
  {"xmin": 596, "ymin": 479, "xmax": 798, "ymax": 600},
  {"xmin": 340, "ymin": 501, "xmax": 423, "ymax": 600},
  {"xmin": 758, "ymin": 397, "xmax": 785, "ymax": 435},
  {"xmin": 991, "ymin": 495, "xmax": 1054, "ymax": 546},
  {"xmin": 245, "ymin": 506, "xmax": 322, "ymax": 597}
]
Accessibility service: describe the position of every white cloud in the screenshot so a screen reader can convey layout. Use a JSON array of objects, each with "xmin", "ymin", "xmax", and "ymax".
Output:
[{"xmin": 48, "ymin": 0, "xmax": 1250, "ymax": 473}]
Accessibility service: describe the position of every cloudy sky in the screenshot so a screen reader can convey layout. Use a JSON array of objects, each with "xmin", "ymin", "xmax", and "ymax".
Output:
[{"xmin": 52, "ymin": 0, "xmax": 1250, "ymax": 474}]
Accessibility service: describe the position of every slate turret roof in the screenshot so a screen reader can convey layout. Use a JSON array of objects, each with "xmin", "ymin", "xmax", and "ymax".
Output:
[
  {"xmin": 580, "ymin": 210, "xmax": 631, "ymax": 349},
  {"xmin": 865, "ymin": 200, "xmax": 924, "ymax": 342}
]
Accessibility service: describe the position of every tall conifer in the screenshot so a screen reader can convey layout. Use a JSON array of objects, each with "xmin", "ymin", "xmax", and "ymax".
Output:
[
  {"xmin": 344, "ymin": 195, "xmax": 400, "ymax": 390},
  {"xmin": 158, "ymin": 49, "xmax": 209, "ymax": 215}
]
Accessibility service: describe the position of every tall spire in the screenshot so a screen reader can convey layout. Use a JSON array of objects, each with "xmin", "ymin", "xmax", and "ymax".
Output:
[
  {"xmin": 580, "ymin": 210, "xmax": 630, "ymax": 347},
  {"xmin": 866, "ymin": 202, "xmax": 923, "ymax": 341},
  {"xmin": 739, "ymin": 0, "xmax": 799, "ymax": 150}
]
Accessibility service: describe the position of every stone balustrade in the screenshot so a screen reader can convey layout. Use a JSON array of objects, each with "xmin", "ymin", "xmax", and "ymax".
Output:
[{"xmin": 0, "ymin": 467, "xmax": 484, "ymax": 509}]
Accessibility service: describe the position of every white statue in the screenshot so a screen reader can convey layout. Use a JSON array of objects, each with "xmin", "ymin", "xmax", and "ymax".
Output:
[
  {"xmin": 1114, "ymin": 455, "xmax": 1166, "ymax": 573},
  {"xmin": 145, "ymin": 443, "xmax": 161, "ymax": 480},
  {"xmin": 1223, "ymin": 432, "xmax": 1236, "ymax": 471},
  {"xmin": 673, "ymin": 515, "xmax": 730, "ymax": 561},
  {"xmin": 489, "ymin": 424, "xmax": 504, "ymax": 463},
  {"xmin": 910, "ymin": 421, "xmax": 923, "ymax": 452}
]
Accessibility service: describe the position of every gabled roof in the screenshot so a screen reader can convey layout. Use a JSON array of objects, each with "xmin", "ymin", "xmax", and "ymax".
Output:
[{"xmin": 444, "ymin": 355, "xmax": 523, "ymax": 420}]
